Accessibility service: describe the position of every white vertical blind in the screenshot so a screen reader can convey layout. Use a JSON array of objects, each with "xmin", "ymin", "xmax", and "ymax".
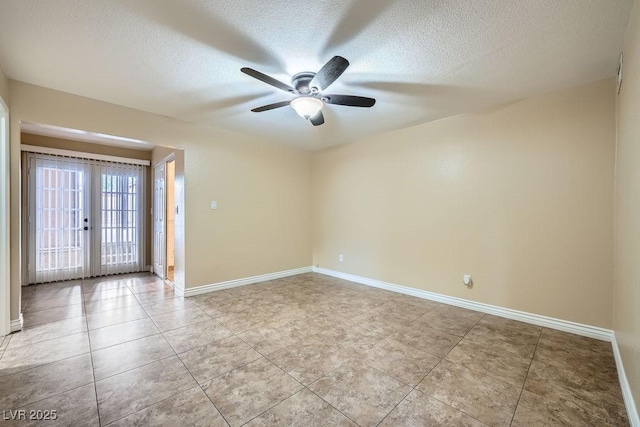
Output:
[
  {"xmin": 28, "ymin": 154, "xmax": 90, "ymax": 283},
  {"xmin": 97, "ymin": 162, "xmax": 145, "ymax": 276},
  {"xmin": 26, "ymin": 152, "xmax": 147, "ymax": 284}
]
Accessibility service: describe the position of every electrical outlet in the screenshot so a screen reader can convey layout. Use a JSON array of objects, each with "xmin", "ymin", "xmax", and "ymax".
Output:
[
  {"xmin": 463, "ymin": 275, "xmax": 472, "ymax": 286},
  {"xmin": 339, "ymin": 254, "xmax": 344, "ymax": 262}
]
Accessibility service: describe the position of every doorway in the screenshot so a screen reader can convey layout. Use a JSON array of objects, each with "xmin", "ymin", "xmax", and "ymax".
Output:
[
  {"xmin": 0, "ymin": 96, "xmax": 9, "ymax": 335},
  {"xmin": 25, "ymin": 151, "xmax": 147, "ymax": 283},
  {"xmin": 166, "ymin": 159, "xmax": 175, "ymax": 282}
]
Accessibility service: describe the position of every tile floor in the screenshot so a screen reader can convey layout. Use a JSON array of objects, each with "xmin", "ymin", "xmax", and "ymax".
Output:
[{"xmin": 0, "ymin": 273, "xmax": 629, "ymax": 426}]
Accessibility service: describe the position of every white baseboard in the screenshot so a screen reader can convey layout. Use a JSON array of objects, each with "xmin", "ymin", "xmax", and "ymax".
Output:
[
  {"xmin": 313, "ymin": 267, "xmax": 613, "ymax": 342},
  {"xmin": 612, "ymin": 333, "xmax": 639, "ymax": 426},
  {"xmin": 172, "ymin": 280, "xmax": 185, "ymax": 297},
  {"xmin": 183, "ymin": 266, "xmax": 313, "ymax": 297},
  {"xmin": 10, "ymin": 314, "xmax": 23, "ymax": 332}
]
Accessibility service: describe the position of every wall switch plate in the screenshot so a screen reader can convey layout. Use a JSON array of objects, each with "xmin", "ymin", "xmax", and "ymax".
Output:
[
  {"xmin": 210, "ymin": 201, "xmax": 217, "ymax": 210},
  {"xmin": 339, "ymin": 254, "xmax": 344, "ymax": 262}
]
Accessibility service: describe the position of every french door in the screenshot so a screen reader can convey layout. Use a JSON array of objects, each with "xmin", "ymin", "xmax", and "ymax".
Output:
[{"xmin": 27, "ymin": 152, "xmax": 146, "ymax": 283}]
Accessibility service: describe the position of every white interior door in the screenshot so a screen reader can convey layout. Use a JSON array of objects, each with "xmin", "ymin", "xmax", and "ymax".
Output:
[
  {"xmin": 165, "ymin": 159, "xmax": 175, "ymax": 281},
  {"xmin": 153, "ymin": 162, "xmax": 166, "ymax": 278}
]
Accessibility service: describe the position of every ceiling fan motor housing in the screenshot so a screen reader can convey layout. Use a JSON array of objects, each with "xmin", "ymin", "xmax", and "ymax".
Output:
[{"xmin": 291, "ymin": 72, "xmax": 316, "ymax": 95}]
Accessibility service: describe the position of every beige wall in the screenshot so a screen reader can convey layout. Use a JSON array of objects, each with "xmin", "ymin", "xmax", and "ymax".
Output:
[
  {"xmin": 0, "ymin": 65, "xmax": 8, "ymax": 104},
  {"xmin": 150, "ymin": 146, "xmax": 184, "ymax": 281},
  {"xmin": 8, "ymin": 81, "xmax": 312, "ymax": 321},
  {"xmin": 614, "ymin": 0, "xmax": 640, "ymax": 411},
  {"xmin": 312, "ymin": 78, "xmax": 616, "ymax": 328}
]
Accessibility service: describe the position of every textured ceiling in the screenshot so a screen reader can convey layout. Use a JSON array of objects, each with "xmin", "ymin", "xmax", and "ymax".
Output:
[{"xmin": 0, "ymin": 0, "xmax": 634, "ymax": 149}]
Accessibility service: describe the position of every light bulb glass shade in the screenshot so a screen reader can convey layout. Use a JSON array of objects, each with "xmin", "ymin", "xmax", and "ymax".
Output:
[{"xmin": 290, "ymin": 97, "xmax": 323, "ymax": 119}]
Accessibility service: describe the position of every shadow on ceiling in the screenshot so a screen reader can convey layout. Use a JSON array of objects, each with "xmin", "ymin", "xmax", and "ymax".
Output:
[
  {"xmin": 119, "ymin": 0, "xmax": 284, "ymax": 69},
  {"xmin": 348, "ymin": 81, "xmax": 504, "ymax": 109},
  {"xmin": 321, "ymin": 0, "xmax": 396, "ymax": 55}
]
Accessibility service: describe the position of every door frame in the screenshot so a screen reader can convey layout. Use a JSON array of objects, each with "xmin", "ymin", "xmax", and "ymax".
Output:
[
  {"xmin": 0, "ymin": 96, "xmax": 9, "ymax": 336},
  {"xmin": 22, "ymin": 147, "xmax": 150, "ymax": 283},
  {"xmin": 152, "ymin": 153, "xmax": 175, "ymax": 281}
]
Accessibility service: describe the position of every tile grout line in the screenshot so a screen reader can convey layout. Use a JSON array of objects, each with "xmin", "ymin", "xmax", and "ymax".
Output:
[
  {"xmin": 219, "ymin": 281, "xmax": 353, "ymax": 424},
  {"xmin": 248, "ymin": 343, "xmax": 363, "ymax": 427},
  {"xmin": 88, "ymin": 275, "xmax": 186, "ymax": 425},
  {"xmin": 386, "ymin": 316, "xmax": 490, "ymax": 427},
  {"xmin": 0, "ymin": 341, "xmax": 198, "ymax": 387},
  {"xmin": 100, "ymin": 386, "xmax": 203, "ymax": 427},
  {"xmin": 302, "ymin": 386, "xmax": 363, "ymax": 427},
  {"xmin": 81, "ymin": 279, "xmax": 103, "ymax": 427},
  {"xmin": 243, "ymin": 311, "xmax": 417, "ymax": 427},
  {"xmin": 0, "ymin": 330, "xmax": 91, "ymax": 368},
  {"xmin": 0, "ymin": 334, "xmax": 12, "ymax": 360},
  {"xmin": 0, "ymin": 350, "xmax": 94, "ymax": 381},
  {"xmin": 141, "ymin": 290, "xmax": 229, "ymax": 422},
  {"xmin": 13, "ymin": 382, "xmax": 97, "ymax": 416},
  {"xmin": 374, "ymin": 368, "xmax": 440, "ymax": 427},
  {"xmin": 237, "ymin": 388, "xmax": 312, "ymax": 427},
  {"xmin": 1, "ymin": 289, "xmax": 94, "ymax": 394},
  {"xmin": 434, "ymin": 315, "xmax": 542, "ymax": 390},
  {"xmin": 21, "ymin": 314, "xmax": 86, "ymax": 329},
  {"xmin": 390, "ymin": 312, "xmax": 500, "ymax": 426},
  {"xmin": 3, "ymin": 275, "xmax": 169, "ymax": 383},
  {"xmin": 140, "ymin": 299, "xmax": 234, "ymax": 427},
  {"xmin": 90, "ymin": 330, "xmax": 164, "ymax": 353},
  {"xmin": 88, "ymin": 277, "xmax": 206, "ymax": 426},
  {"xmin": 2, "ymin": 282, "xmax": 95, "ymax": 416},
  {"xmin": 19, "ymin": 287, "xmax": 34, "ymax": 314},
  {"xmin": 508, "ymin": 326, "xmax": 543, "ymax": 426},
  {"xmin": 404, "ymin": 314, "xmax": 504, "ymax": 425}
]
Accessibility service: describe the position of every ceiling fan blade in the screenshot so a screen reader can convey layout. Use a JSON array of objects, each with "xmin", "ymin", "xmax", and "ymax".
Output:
[
  {"xmin": 241, "ymin": 68, "xmax": 295, "ymax": 93},
  {"xmin": 323, "ymin": 94, "xmax": 376, "ymax": 107},
  {"xmin": 309, "ymin": 111, "xmax": 325, "ymax": 126},
  {"xmin": 251, "ymin": 100, "xmax": 291, "ymax": 112},
  {"xmin": 310, "ymin": 56, "xmax": 350, "ymax": 92}
]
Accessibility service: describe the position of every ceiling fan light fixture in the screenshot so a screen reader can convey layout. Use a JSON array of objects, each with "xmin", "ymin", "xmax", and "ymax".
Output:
[{"xmin": 290, "ymin": 97, "xmax": 323, "ymax": 119}]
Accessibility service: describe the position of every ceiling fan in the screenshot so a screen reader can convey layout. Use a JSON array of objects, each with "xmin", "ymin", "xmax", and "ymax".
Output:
[{"xmin": 241, "ymin": 56, "xmax": 376, "ymax": 126}]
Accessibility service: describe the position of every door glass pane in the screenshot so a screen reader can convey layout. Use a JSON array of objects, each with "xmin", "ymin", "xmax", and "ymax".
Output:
[
  {"xmin": 99, "ymin": 165, "xmax": 142, "ymax": 275},
  {"xmin": 33, "ymin": 158, "xmax": 86, "ymax": 283}
]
